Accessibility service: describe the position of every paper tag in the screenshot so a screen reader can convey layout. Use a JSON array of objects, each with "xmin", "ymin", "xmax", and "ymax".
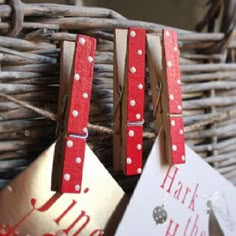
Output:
[
  {"xmin": 115, "ymin": 133, "xmax": 236, "ymax": 236},
  {"xmin": 0, "ymin": 144, "xmax": 126, "ymax": 236}
]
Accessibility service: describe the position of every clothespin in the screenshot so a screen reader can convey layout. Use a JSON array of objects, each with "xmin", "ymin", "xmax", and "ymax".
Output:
[
  {"xmin": 113, "ymin": 28, "xmax": 146, "ymax": 175},
  {"xmin": 52, "ymin": 35, "xmax": 96, "ymax": 193},
  {"xmin": 147, "ymin": 29, "xmax": 185, "ymax": 164},
  {"xmin": 113, "ymin": 29, "xmax": 128, "ymax": 171}
]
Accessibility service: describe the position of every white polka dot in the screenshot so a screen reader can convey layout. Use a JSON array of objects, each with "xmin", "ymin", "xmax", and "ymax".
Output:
[
  {"xmin": 72, "ymin": 110, "xmax": 79, "ymax": 117},
  {"xmin": 130, "ymin": 66, "xmax": 136, "ymax": 74},
  {"xmin": 137, "ymin": 168, "xmax": 142, "ymax": 174},
  {"xmin": 129, "ymin": 130, "xmax": 134, "ymax": 137},
  {"xmin": 130, "ymin": 30, "xmax": 136, "ymax": 37},
  {"xmin": 74, "ymin": 73, "xmax": 80, "ymax": 81},
  {"xmin": 82, "ymin": 93, "xmax": 88, "ymax": 99},
  {"xmin": 178, "ymin": 105, "xmax": 182, "ymax": 111},
  {"xmin": 79, "ymin": 38, "xmax": 86, "ymax": 45},
  {"xmin": 137, "ymin": 50, "xmax": 143, "ymax": 55},
  {"xmin": 137, "ymin": 144, "xmax": 142, "ymax": 150},
  {"xmin": 172, "ymin": 145, "xmax": 177, "ymax": 151},
  {"xmin": 165, "ymin": 31, "xmax": 170, "ymax": 37},
  {"xmin": 169, "ymin": 94, "xmax": 174, "ymax": 101},
  {"xmin": 127, "ymin": 158, "xmax": 132, "ymax": 164},
  {"xmin": 76, "ymin": 157, "xmax": 82, "ymax": 164},
  {"xmin": 136, "ymin": 113, "xmax": 141, "ymax": 119},
  {"xmin": 64, "ymin": 173, "xmax": 70, "ymax": 181},
  {"xmin": 171, "ymin": 120, "xmax": 175, "ymax": 127},
  {"xmin": 67, "ymin": 140, "xmax": 73, "ymax": 148},
  {"xmin": 83, "ymin": 127, "xmax": 88, "ymax": 134},
  {"xmin": 177, "ymin": 79, "xmax": 181, "ymax": 85},
  {"xmin": 130, "ymin": 100, "xmax": 136, "ymax": 107},
  {"xmin": 182, "ymin": 155, "xmax": 185, "ymax": 161},
  {"xmin": 167, "ymin": 61, "xmax": 172, "ymax": 67},
  {"xmin": 88, "ymin": 56, "xmax": 93, "ymax": 63},
  {"xmin": 174, "ymin": 46, "xmax": 178, "ymax": 52},
  {"xmin": 180, "ymin": 129, "xmax": 184, "ymax": 135},
  {"xmin": 138, "ymin": 83, "xmax": 143, "ymax": 90},
  {"xmin": 75, "ymin": 185, "xmax": 80, "ymax": 191}
]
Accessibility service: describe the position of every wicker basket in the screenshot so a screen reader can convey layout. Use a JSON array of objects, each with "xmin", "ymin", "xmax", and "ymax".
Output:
[{"xmin": 1, "ymin": 0, "xmax": 236, "ymax": 192}]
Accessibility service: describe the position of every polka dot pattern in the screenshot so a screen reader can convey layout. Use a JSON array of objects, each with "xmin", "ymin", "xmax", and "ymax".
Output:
[
  {"xmin": 58, "ymin": 35, "xmax": 96, "ymax": 193},
  {"xmin": 163, "ymin": 29, "xmax": 185, "ymax": 164},
  {"xmin": 125, "ymin": 28, "xmax": 145, "ymax": 175},
  {"xmin": 169, "ymin": 116, "xmax": 185, "ymax": 164},
  {"xmin": 163, "ymin": 29, "xmax": 183, "ymax": 115}
]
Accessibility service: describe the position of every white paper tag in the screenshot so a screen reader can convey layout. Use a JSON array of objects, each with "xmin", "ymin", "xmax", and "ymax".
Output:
[{"xmin": 116, "ymin": 136, "xmax": 236, "ymax": 236}]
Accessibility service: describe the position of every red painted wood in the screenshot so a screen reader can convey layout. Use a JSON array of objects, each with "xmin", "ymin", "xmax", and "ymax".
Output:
[
  {"xmin": 127, "ymin": 28, "xmax": 146, "ymax": 122},
  {"xmin": 60, "ymin": 35, "xmax": 96, "ymax": 193},
  {"xmin": 67, "ymin": 35, "xmax": 96, "ymax": 135},
  {"xmin": 163, "ymin": 29, "xmax": 183, "ymax": 115},
  {"xmin": 126, "ymin": 125, "xmax": 143, "ymax": 175},
  {"xmin": 126, "ymin": 28, "xmax": 145, "ymax": 175},
  {"xmin": 61, "ymin": 136, "xmax": 86, "ymax": 193},
  {"xmin": 169, "ymin": 116, "xmax": 185, "ymax": 164},
  {"xmin": 162, "ymin": 29, "xmax": 185, "ymax": 164}
]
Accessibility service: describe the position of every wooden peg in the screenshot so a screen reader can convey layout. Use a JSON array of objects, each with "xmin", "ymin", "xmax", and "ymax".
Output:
[
  {"xmin": 113, "ymin": 29, "xmax": 128, "ymax": 171},
  {"xmin": 147, "ymin": 34, "xmax": 163, "ymax": 133},
  {"xmin": 162, "ymin": 29, "xmax": 185, "ymax": 164},
  {"xmin": 52, "ymin": 35, "xmax": 96, "ymax": 193},
  {"xmin": 115, "ymin": 28, "xmax": 146, "ymax": 175},
  {"xmin": 147, "ymin": 30, "xmax": 185, "ymax": 165}
]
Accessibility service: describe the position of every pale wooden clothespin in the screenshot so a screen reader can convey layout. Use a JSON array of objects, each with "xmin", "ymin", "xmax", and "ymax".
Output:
[{"xmin": 147, "ymin": 29, "xmax": 185, "ymax": 164}]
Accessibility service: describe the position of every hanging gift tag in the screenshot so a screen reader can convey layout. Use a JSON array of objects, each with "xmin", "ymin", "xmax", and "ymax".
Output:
[
  {"xmin": 52, "ymin": 36, "xmax": 96, "ymax": 193},
  {"xmin": 0, "ymin": 143, "xmax": 127, "ymax": 236},
  {"xmin": 147, "ymin": 30, "xmax": 185, "ymax": 165},
  {"xmin": 113, "ymin": 28, "xmax": 145, "ymax": 176},
  {"xmin": 115, "ymin": 132, "xmax": 236, "ymax": 236}
]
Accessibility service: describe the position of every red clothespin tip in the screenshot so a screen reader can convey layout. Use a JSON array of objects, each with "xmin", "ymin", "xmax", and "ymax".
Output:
[
  {"xmin": 162, "ymin": 29, "xmax": 185, "ymax": 164},
  {"xmin": 52, "ymin": 35, "xmax": 96, "ymax": 193}
]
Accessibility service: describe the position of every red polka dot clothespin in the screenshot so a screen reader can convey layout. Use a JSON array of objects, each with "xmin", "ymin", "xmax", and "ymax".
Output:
[
  {"xmin": 162, "ymin": 29, "xmax": 185, "ymax": 164},
  {"xmin": 52, "ymin": 35, "xmax": 96, "ymax": 193},
  {"xmin": 147, "ymin": 29, "xmax": 185, "ymax": 165},
  {"xmin": 113, "ymin": 28, "xmax": 146, "ymax": 175}
]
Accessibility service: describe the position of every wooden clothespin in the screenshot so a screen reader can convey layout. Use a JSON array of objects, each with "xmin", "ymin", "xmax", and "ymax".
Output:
[
  {"xmin": 113, "ymin": 28, "xmax": 146, "ymax": 175},
  {"xmin": 52, "ymin": 35, "xmax": 96, "ymax": 193},
  {"xmin": 147, "ymin": 29, "xmax": 185, "ymax": 164}
]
